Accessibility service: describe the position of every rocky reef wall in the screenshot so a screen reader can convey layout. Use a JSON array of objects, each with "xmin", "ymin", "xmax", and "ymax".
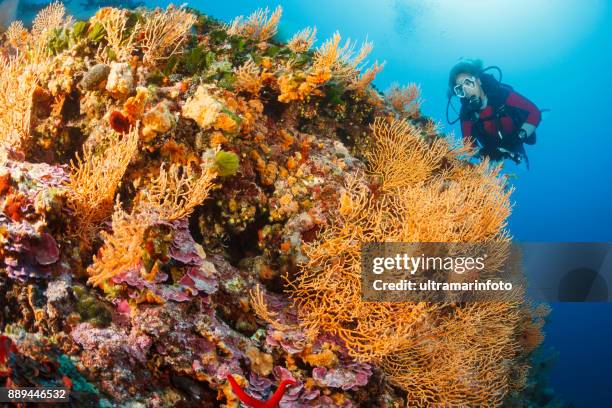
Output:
[{"xmin": 0, "ymin": 3, "xmax": 555, "ymax": 407}]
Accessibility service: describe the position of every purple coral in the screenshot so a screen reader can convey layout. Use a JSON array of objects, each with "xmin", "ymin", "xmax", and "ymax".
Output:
[
  {"xmin": 312, "ymin": 364, "xmax": 371, "ymax": 391},
  {"xmin": 0, "ymin": 160, "xmax": 67, "ymax": 281},
  {"xmin": 111, "ymin": 218, "xmax": 218, "ymax": 301}
]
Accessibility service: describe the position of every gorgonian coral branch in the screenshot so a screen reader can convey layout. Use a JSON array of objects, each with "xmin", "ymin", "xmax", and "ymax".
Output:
[
  {"xmin": 66, "ymin": 123, "xmax": 139, "ymax": 247},
  {"xmin": 225, "ymin": 6, "xmax": 283, "ymax": 42},
  {"xmin": 30, "ymin": 1, "xmax": 73, "ymax": 63},
  {"xmin": 288, "ymin": 116, "xmax": 533, "ymax": 406},
  {"xmin": 88, "ymin": 158, "xmax": 218, "ymax": 287},
  {"xmin": 94, "ymin": 7, "xmax": 140, "ymax": 63},
  {"xmin": 287, "ymin": 26, "xmax": 317, "ymax": 53},
  {"xmin": 86, "ymin": 202, "xmax": 149, "ymax": 288},
  {"xmin": 0, "ymin": 2, "xmax": 74, "ymax": 153},
  {"xmin": 311, "ymin": 31, "xmax": 376, "ymax": 84},
  {"xmin": 139, "ymin": 5, "xmax": 197, "ymax": 68},
  {"xmin": 364, "ymin": 116, "xmax": 450, "ymax": 191},
  {"xmin": 135, "ymin": 160, "xmax": 218, "ymax": 221},
  {"xmin": 234, "ymin": 59, "xmax": 263, "ymax": 95},
  {"xmin": 386, "ymin": 82, "xmax": 422, "ymax": 118},
  {"xmin": 0, "ymin": 54, "xmax": 38, "ymax": 152},
  {"xmin": 250, "ymin": 285, "xmax": 295, "ymax": 332}
]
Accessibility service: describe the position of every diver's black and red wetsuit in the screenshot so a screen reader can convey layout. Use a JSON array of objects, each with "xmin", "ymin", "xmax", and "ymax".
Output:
[{"xmin": 460, "ymin": 89, "xmax": 541, "ymax": 149}]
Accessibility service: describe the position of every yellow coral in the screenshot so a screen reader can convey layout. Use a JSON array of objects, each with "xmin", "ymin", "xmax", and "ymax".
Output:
[
  {"xmin": 123, "ymin": 87, "xmax": 150, "ymax": 121},
  {"xmin": 95, "ymin": 7, "xmax": 139, "ymax": 63},
  {"xmin": 209, "ymin": 131, "xmax": 228, "ymax": 147},
  {"xmin": 277, "ymin": 73, "xmax": 300, "ymax": 103},
  {"xmin": 142, "ymin": 102, "xmax": 175, "ymax": 140},
  {"xmin": 225, "ymin": 6, "xmax": 283, "ymax": 42},
  {"xmin": 213, "ymin": 113, "xmax": 239, "ymax": 133},
  {"xmin": 289, "ymin": 116, "xmax": 532, "ymax": 406},
  {"xmin": 66, "ymin": 123, "xmax": 139, "ymax": 246},
  {"xmin": 287, "ymin": 26, "xmax": 317, "ymax": 53},
  {"xmin": 182, "ymin": 85, "xmax": 223, "ymax": 129},
  {"xmin": 136, "ymin": 160, "xmax": 218, "ymax": 221},
  {"xmin": 277, "ymin": 72, "xmax": 324, "ymax": 104},
  {"xmin": 300, "ymin": 344, "xmax": 338, "ymax": 367},
  {"xmin": 246, "ymin": 346, "xmax": 274, "ymax": 376},
  {"xmin": 234, "ymin": 60, "xmax": 262, "ymax": 95},
  {"xmin": 139, "ymin": 5, "xmax": 197, "ymax": 67}
]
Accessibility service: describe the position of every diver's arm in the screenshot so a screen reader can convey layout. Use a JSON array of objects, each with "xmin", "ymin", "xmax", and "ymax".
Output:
[{"xmin": 505, "ymin": 91, "xmax": 542, "ymax": 130}]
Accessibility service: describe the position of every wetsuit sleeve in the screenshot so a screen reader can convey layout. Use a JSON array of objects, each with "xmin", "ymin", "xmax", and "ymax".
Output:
[
  {"xmin": 461, "ymin": 119, "xmax": 475, "ymax": 147},
  {"xmin": 505, "ymin": 90, "xmax": 541, "ymax": 126}
]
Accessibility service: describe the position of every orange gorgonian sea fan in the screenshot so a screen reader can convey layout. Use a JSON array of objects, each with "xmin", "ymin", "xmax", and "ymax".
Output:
[
  {"xmin": 234, "ymin": 59, "xmax": 263, "ymax": 95},
  {"xmin": 134, "ymin": 160, "xmax": 218, "ymax": 222},
  {"xmin": 139, "ymin": 5, "xmax": 197, "ymax": 68},
  {"xmin": 225, "ymin": 6, "xmax": 283, "ymax": 42},
  {"xmin": 385, "ymin": 82, "xmax": 422, "ymax": 119},
  {"xmin": 93, "ymin": 7, "xmax": 140, "ymax": 64},
  {"xmin": 87, "ymin": 159, "xmax": 218, "ymax": 287},
  {"xmin": 284, "ymin": 116, "xmax": 541, "ymax": 407},
  {"xmin": 0, "ymin": 54, "xmax": 38, "ymax": 152},
  {"xmin": 86, "ymin": 202, "xmax": 150, "ymax": 288},
  {"xmin": 0, "ymin": 2, "xmax": 73, "ymax": 153},
  {"xmin": 65, "ymin": 123, "xmax": 139, "ymax": 247},
  {"xmin": 287, "ymin": 26, "xmax": 317, "ymax": 53}
]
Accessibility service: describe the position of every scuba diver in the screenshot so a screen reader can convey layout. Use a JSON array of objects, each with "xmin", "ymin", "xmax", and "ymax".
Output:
[{"xmin": 446, "ymin": 59, "xmax": 542, "ymax": 168}]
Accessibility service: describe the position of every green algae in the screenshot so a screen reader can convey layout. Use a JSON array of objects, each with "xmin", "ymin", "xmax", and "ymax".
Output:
[{"xmin": 214, "ymin": 150, "xmax": 240, "ymax": 177}]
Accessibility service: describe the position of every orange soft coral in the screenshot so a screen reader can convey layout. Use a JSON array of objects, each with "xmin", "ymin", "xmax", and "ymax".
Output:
[
  {"xmin": 225, "ymin": 6, "xmax": 283, "ymax": 42},
  {"xmin": 66, "ymin": 124, "xmax": 139, "ymax": 247},
  {"xmin": 287, "ymin": 116, "xmax": 534, "ymax": 407}
]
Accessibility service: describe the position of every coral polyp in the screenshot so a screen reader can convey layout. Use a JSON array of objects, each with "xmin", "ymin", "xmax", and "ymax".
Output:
[{"xmin": 0, "ymin": 3, "xmax": 551, "ymax": 407}]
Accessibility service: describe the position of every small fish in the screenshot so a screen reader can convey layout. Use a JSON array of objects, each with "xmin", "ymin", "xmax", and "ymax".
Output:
[{"xmin": 227, "ymin": 374, "xmax": 297, "ymax": 408}]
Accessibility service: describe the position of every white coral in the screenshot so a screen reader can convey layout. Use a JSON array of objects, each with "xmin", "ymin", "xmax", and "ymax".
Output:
[
  {"xmin": 181, "ymin": 85, "xmax": 222, "ymax": 130},
  {"xmin": 105, "ymin": 62, "xmax": 134, "ymax": 97},
  {"xmin": 142, "ymin": 102, "xmax": 175, "ymax": 140}
]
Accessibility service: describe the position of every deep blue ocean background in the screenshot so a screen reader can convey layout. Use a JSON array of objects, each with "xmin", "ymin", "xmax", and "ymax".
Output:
[{"xmin": 12, "ymin": 0, "xmax": 611, "ymax": 406}]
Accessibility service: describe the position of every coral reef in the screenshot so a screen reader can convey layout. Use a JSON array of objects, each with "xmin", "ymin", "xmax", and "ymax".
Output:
[{"xmin": 0, "ymin": 3, "xmax": 555, "ymax": 407}]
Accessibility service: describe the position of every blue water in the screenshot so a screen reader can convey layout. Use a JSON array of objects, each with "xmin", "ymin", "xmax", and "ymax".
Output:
[{"xmin": 16, "ymin": 0, "xmax": 612, "ymax": 405}]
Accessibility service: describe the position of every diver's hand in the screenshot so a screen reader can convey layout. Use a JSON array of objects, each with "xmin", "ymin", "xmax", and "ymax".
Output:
[
  {"xmin": 497, "ymin": 147, "xmax": 522, "ymax": 164},
  {"xmin": 519, "ymin": 123, "xmax": 536, "ymax": 140},
  {"xmin": 517, "ymin": 129, "xmax": 528, "ymax": 141}
]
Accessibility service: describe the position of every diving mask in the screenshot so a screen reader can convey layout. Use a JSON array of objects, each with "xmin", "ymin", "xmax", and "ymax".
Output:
[{"xmin": 453, "ymin": 76, "xmax": 476, "ymax": 98}]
